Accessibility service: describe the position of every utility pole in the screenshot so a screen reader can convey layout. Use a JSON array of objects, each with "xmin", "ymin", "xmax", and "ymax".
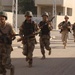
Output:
[
  {"xmin": 53, "ymin": 0, "xmax": 56, "ymax": 29},
  {"xmin": 12, "ymin": 0, "xmax": 18, "ymax": 33},
  {"xmin": 0, "ymin": 0, "xmax": 3, "ymax": 11}
]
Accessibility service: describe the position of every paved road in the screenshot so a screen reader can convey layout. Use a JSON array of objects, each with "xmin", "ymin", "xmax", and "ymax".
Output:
[{"xmin": 5, "ymin": 30, "xmax": 75, "ymax": 75}]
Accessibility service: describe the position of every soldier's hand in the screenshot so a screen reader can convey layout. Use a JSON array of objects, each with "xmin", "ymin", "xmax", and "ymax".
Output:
[
  {"xmin": 17, "ymin": 38, "xmax": 22, "ymax": 42},
  {"xmin": 68, "ymin": 26, "xmax": 71, "ymax": 29}
]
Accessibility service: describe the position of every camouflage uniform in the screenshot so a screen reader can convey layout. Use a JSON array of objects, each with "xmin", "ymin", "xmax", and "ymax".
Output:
[
  {"xmin": 19, "ymin": 11, "xmax": 38, "ymax": 67},
  {"xmin": 58, "ymin": 16, "xmax": 71, "ymax": 49},
  {"xmin": 39, "ymin": 12, "xmax": 53, "ymax": 59},
  {"xmin": 0, "ymin": 11, "xmax": 15, "ymax": 75},
  {"xmin": 72, "ymin": 23, "xmax": 75, "ymax": 42}
]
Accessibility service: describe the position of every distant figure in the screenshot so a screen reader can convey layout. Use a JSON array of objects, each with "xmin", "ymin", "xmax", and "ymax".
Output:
[
  {"xmin": 58, "ymin": 15, "xmax": 71, "ymax": 49},
  {"xmin": 72, "ymin": 23, "xmax": 75, "ymax": 42}
]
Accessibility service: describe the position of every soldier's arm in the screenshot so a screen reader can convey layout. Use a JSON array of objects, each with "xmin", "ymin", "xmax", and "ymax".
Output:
[
  {"xmin": 33, "ymin": 22, "xmax": 40, "ymax": 35},
  {"xmin": 17, "ymin": 24, "xmax": 24, "ymax": 42},
  {"xmin": 48, "ymin": 22, "xmax": 53, "ymax": 31},
  {"xmin": 9, "ymin": 24, "xmax": 16, "ymax": 40},
  {"xmin": 58, "ymin": 22, "xmax": 63, "ymax": 29},
  {"xmin": 68, "ymin": 22, "xmax": 71, "ymax": 29},
  {"xmin": 19, "ymin": 23, "xmax": 24, "ymax": 38}
]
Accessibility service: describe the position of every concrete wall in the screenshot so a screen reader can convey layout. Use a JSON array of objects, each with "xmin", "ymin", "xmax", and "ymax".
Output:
[
  {"xmin": 1, "ymin": 0, "xmax": 12, "ymax": 6},
  {"xmin": 35, "ymin": 0, "xmax": 63, "ymax": 6},
  {"xmin": 6, "ymin": 12, "xmax": 13, "ymax": 26},
  {"xmin": 63, "ymin": 0, "xmax": 74, "ymax": 7},
  {"xmin": 17, "ymin": 15, "xmax": 25, "ymax": 27}
]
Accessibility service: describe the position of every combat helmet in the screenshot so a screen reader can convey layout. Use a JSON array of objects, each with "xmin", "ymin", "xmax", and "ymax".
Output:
[
  {"xmin": 42, "ymin": 12, "xmax": 49, "ymax": 17},
  {"xmin": 0, "ymin": 11, "xmax": 7, "ymax": 20},
  {"xmin": 64, "ymin": 15, "xmax": 69, "ymax": 19},
  {"xmin": 25, "ymin": 11, "xmax": 33, "ymax": 17}
]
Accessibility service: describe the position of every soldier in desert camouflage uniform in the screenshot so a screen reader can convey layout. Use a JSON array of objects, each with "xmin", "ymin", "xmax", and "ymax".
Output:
[
  {"xmin": 18, "ymin": 11, "xmax": 39, "ymax": 67},
  {"xmin": 0, "ymin": 11, "xmax": 15, "ymax": 75},
  {"xmin": 39, "ymin": 12, "xmax": 53, "ymax": 59},
  {"xmin": 72, "ymin": 23, "xmax": 75, "ymax": 42},
  {"xmin": 58, "ymin": 15, "xmax": 71, "ymax": 49}
]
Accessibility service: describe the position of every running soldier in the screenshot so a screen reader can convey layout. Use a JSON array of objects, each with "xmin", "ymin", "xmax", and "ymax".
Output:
[
  {"xmin": 58, "ymin": 15, "xmax": 71, "ymax": 49},
  {"xmin": 0, "ymin": 11, "xmax": 15, "ymax": 75},
  {"xmin": 72, "ymin": 23, "xmax": 75, "ymax": 42},
  {"xmin": 18, "ymin": 11, "xmax": 39, "ymax": 67},
  {"xmin": 39, "ymin": 12, "xmax": 53, "ymax": 59}
]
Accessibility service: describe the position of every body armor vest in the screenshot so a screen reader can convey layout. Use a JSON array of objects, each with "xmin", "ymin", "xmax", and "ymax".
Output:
[
  {"xmin": 40, "ymin": 21, "xmax": 50, "ymax": 35},
  {"xmin": 22, "ymin": 20, "xmax": 35, "ymax": 38}
]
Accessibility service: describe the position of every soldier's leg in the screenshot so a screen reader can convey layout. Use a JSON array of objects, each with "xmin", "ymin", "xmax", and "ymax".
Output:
[
  {"xmin": 0, "ymin": 56, "xmax": 6, "ymax": 74},
  {"xmin": 27, "ymin": 40, "xmax": 35, "ymax": 67},
  {"xmin": 5, "ymin": 46, "xmax": 14, "ymax": 75},
  {"xmin": 61, "ymin": 32, "xmax": 65, "ymax": 43},
  {"xmin": 44, "ymin": 38, "xmax": 51, "ymax": 55},
  {"xmin": 61, "ymin": 31, "xmax": 67, "ymax": 49},
  {"xmin": 39, "ymin": 38, "xmax": 46, "ymax": 59},
  {"xmin": 74, "ymin": 36, "xmax": 75, "ymax": 42},
  {"xmin": 23, "ymin": 44, "xmax": 28, "ymax": 56},
  {"xmin": 64, "ymin": 32, "xmax": 68, "ymax": 49},
  {"xmin": 73, "ymin": 31, "xmax": 75, "ymax": 42},
  {"xmin": 0, "ymin": 47, "xmax": 6, "ymax": 75}
]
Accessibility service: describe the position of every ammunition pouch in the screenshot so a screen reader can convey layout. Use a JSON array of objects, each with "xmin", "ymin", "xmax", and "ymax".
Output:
[
  {"xmin": 60, "ymin": 28, "xmax": 71, "ymax": 33},
  {"xmin": 0, "ymin": 36, "xmax": 12, "ymax": 45}
]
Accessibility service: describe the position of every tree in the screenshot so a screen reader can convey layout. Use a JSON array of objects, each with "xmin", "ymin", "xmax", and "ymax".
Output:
[{"xmin": 18, "ymin": 0, "xmax": 37, "ymax": 15}]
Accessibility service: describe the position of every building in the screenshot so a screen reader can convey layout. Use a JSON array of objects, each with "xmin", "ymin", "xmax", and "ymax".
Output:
[
  {"xmin": 35, "ymin": 0, "xmax": 75, "ymax": 29},
  {"xmin": 0, "ymin": 0, "xmax": 12, "ymax": 11}
]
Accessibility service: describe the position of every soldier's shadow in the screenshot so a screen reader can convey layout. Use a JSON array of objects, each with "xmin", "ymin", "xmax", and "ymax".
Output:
[{"xmin": 9, "ymin": 57, "xmax": 75, "ymax": 75}]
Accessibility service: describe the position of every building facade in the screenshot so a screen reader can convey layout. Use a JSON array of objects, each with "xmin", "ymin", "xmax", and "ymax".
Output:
[
  {"xmin": 0, "ymin": 0, "xmax": 12, "ymax": 11},
  {"xmin": 35, "ymin": 0, "xmax": 75, "ymax": 29}
]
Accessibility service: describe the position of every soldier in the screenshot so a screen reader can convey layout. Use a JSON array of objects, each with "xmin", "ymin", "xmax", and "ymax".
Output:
[
  {"xmin": 18, "ymin": 11, "xmax": 39, "ymax": 67},
  {"xmin": 72, "ymin": 23, "xmax": 75, "ymax": 42},
  {"xmin": 0, "ymin": 11, "xmax": 15, "ymax": 75},
  {"xmin": 58, "ymin": 15, "xmax": 71, "ymax": 49},
  {"xmin": 39, "ymin": 12, "xmax": 53, "ymax": 59}
]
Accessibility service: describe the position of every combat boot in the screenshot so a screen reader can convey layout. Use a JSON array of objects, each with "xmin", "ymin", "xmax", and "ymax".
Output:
[
  {"xmin": 10, "ymin": 65, "xmax": 14, "ymax": 75},
  {"xmin": 74, "ymin": 39, "xmax": 75, "ymax": 42},
  {"xmin": 48, "ymin": 47, "xmax": 51, "ymax": 55},
  {"xmin": 41, "ymin": 54, "xmax": 46, "ymax": 59},
  {"xmin": 3, "ymin": 73, "xmax": 6, "ymax": 75},
  {"xmin": 28, "ymin": 59, "xmax": 32, "ymax": 68},
  {"xmin": 64, "ymin": 43, "xmax": 66, "ymax": 49},
  {"xmin": 1, "ymin": 66, "xmax": 6, "ymax": 75},
  {"xmin": 26, "ymin": 56, "xmax": 29, "ymax": 61}
]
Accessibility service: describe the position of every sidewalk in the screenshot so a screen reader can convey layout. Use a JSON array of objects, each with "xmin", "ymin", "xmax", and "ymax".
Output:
[{"xmin": 9, "ymin": 30, "xmax": 75, "ymax": 75}]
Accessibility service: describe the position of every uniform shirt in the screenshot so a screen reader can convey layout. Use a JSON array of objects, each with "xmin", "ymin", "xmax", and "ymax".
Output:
[
  {"xmin": 58, "ymin": 21, "xmax": 71, "ymax": 31},
  {"xmin": 19, "ymin": 20, "xmax": 39, "ymax": 38},
  {"xmin": 39, "ymin": 21, "xmax": 53, "ymax": 35},
  {"xmin": 0, "ymin": 22, "xmax": 15, "ymax": 43},
  {"xmin": 72, "ymin": 24, "xmax": 75, "ymax": 31}
]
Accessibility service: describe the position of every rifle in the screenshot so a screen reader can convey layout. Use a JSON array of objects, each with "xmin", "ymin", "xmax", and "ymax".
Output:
[
  {"xmin": 39, "ymin": 16, "xmax": 55, "ymax": 29},
  {"xmin": 17, "ymin": 30, "xmax": 40, "ymax": 42}
]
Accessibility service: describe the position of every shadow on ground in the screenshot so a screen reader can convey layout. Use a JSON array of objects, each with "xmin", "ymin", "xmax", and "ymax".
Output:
[{"xmin": 6, "ymin": 57, "xmax": 75, "ymax": 75}]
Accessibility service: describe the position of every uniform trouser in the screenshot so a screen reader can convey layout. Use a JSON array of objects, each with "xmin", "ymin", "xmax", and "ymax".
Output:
[
  {"xmin": 39, "ymin": 35, "xmax": 51, "ymax": 55},
  {"xmin": 23, "ymin": 39, "xmax": 35, "ymax": 64},
  {"xmin": 0, "ymin": 44, "xmax": 13, "ymax": 74},
  {"xmin": 73, "ymin": 31, "xmax": 75, "ymax": 40},
  {"xmin": 61, "ymin": 31, "xmax": 68, "ymax": 44},
  {"xmin": 5, "ymin": 45, "xmax": 13, "ymax": 69},
  {"xmin": 0, "ymin": 45, "xmax": 6, "ymax": 74}
]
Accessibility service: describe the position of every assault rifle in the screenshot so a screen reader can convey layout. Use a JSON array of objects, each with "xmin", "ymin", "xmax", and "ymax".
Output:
[
  {"xmin": 17, "ymin": 30, "xmax": 40, "ymax": 42},
  {"xmin": 39, "ymin": 16, "xmax": 55, "ymax": 29}
]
